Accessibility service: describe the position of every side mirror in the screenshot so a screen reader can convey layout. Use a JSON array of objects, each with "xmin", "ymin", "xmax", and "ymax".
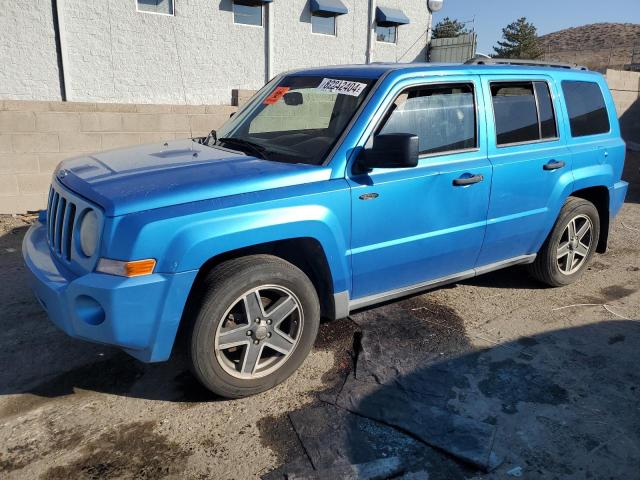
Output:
[
  {"xmin": 229, "ymin": 112, "xmax": 235, "ymax": 118},
  {"xmin": 356, "ymin": 133, "xmax": 419, "ymax": 172},
  {"xmin": 284, "ymin": 92, "xmax": 303, "ymax": 106}
]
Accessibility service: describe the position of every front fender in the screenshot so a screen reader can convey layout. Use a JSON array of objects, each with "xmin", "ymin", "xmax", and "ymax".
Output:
[
  {"xmin": 167, "ymin": 204, "xmax": 351, "ymax": 293},
  {"xmin": 103, "ymin": 180, "xmax": 352, "ymax": 295}
]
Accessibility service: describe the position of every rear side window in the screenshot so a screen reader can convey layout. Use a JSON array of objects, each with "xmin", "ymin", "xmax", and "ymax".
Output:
[
  {"xmin": 491, "ymin": 81, "xmax": 558, "ymax": 146},
  {"xmin": 379, "ymin": 83, "xmax": 477, "ymax": 155},
  {"xmin": 535, "ymin": 82, "xmax": 558, "ymax": 139},
  {"xmin": 562, "ymin": 81, "xmax": 610, "ymax": 137}
]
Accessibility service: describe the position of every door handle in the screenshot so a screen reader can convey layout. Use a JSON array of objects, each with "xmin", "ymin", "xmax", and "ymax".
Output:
[
  {"xmin": 543, "ymin": 160, "xmax": 565, "ymax": 171},
  {"xmin": 453, "ymin": 174, "xmax": 484, "ymax": 186}
]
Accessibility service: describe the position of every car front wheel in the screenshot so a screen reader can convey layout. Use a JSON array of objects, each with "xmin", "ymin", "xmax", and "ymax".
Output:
[
  {"xmin": 187, "ymin": 255, "xmax": 320, "ymax": 398},
  {"xmin": 528, "ymin": 197, "xmax": 600, "ymax": 287}
]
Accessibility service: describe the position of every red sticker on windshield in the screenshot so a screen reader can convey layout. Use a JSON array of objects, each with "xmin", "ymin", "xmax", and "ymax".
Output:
[{"xmin": 264, "ymin": 87, "xmax": 290, "ymax": 105}]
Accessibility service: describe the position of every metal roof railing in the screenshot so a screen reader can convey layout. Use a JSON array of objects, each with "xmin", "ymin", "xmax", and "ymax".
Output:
[{"xmin": 464, "ymin": 57, "xmax": 588, "ymax": 71}]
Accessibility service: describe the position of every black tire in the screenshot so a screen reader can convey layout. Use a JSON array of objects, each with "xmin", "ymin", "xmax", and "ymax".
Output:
[
  {"xmin": 528, "ymin": 197, "xmax": 600, "ymax": 287},
  {"xmin": 187, "ymin": 255, "xmax": 320, "ymax": 398}
]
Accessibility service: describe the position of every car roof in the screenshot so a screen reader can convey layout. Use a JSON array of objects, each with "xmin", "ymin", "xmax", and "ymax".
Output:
[{"xmin": 290, "ymin": 62, "xmax": 602, "ymax": 80}]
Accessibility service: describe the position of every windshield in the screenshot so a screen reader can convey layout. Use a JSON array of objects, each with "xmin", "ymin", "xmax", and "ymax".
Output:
[{"xmin": 214, "ymin": 75, "xmax": 376, "ymax": 165}]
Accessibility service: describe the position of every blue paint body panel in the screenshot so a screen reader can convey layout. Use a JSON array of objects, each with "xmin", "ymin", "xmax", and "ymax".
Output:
[
  {"xmin": 23, "ymin": 221, "xmax": 197, "ymax": 361},
  {"xmin": 23, "ymin": 63, "xmax": 629, "ymax": 363}
]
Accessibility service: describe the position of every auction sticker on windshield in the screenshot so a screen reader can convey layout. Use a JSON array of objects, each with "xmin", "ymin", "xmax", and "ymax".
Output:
[
  {"xmin": 264, "ymin": 87, "xmax": 290, "ymax": 105},
  {"xmin": 317, "ymin": 78, "xmax": 367, "ymax": 97}
]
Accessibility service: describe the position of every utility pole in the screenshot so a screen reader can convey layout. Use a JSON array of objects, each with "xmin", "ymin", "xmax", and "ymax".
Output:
[{"xmin": 366, "ymin": 0, "xmax": 377, "ymax": 64}]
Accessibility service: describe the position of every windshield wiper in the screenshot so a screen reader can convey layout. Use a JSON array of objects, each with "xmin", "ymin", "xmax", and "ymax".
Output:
[
  {"xmin": 203, "ymin": 129, "xmax": 217, "ymax": 146},
  {"xmin": 217, "ymin": 137, "xmax": 268, "ymax": 159},
  {"xmin": 193, "ymin": 129, "xmax": 217, "ymax": 146}
]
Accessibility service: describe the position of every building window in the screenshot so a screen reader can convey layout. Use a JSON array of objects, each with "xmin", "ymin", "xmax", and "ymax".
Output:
[
  {"xmin": 310, "ymin": 0, "xmax": 347, "ymax": 35},
  {"xmin": 374, "ymin": 6, "xmax": 409, "ymax": 44},
  {"xmin": 376, "ymin": 25, "xmax": 397, "ymax": 43},
  {"xmin": 233, "ymin": 1, "xmax": 263, "ymax": 26},
  {"xmin": 379, "ymin": 83, "xmax": 477, "ymax": 155},
  {"xmin": 312, "ymin": 14, "xmax": 336, "ymax": 35},
  {"xmin": 136, "ymin": 0, "xmax": 174, "ymax": 16},
  {"xmin": 562, "ymin": 81, "xmax": 610, "ymax": 137}
]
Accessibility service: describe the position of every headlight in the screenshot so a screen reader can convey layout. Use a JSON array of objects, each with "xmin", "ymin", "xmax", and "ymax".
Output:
[{"xmin": 79, "ymin": 210, "xmax": 99, "ymax": 257}]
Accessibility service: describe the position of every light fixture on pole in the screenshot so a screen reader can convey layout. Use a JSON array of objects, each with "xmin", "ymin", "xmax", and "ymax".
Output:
[{"xmin": 427, "ymin": 0, "xmax": 444, "ymax": 12}]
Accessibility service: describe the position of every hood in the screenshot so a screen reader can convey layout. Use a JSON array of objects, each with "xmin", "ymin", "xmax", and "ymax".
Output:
[{"xmin": 57, "ymin": 139, "xmax": 331, "ymax": 216}]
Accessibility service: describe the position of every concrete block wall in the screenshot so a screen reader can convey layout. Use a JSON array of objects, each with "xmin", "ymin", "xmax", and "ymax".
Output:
[
  {"xmin": 606, "ymin": 69, "xmax": 640, "ymax": 148},
  {"xmin": 606, "ymin": 69, "xmax": 640, "ymax": 114},
  {"xmin": 0, "ymin": 101, "xmax": 237, "ymax": 214}
]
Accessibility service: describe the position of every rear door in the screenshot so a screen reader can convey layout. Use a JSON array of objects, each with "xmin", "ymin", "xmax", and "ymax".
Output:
[
  {"xmin": 348, "ymin": 76, "xmax": 492, "ymax": 301},
  {"xmin": 476, "ymin": 75, "xmax": 574, "ymax": 267}
]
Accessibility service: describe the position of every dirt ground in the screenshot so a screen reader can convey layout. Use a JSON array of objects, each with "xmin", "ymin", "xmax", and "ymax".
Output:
[{"xmin": 1, "ymin": 151, "xmax": 639, "ymax": 479}]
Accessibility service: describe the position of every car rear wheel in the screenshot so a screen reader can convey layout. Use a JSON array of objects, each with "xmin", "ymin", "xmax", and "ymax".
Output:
[
  {"xmin": 188, "ymin": 255, "xmax": 320, "ymax": 398},
  {"xmin": 528, "ymin": 197, "xmax": 600, "ymax": 287}
]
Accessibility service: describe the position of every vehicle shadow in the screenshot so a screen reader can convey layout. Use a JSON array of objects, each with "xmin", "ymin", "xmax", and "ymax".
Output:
[
  {"xmin": 622, "ymin": 148, "xmax": 640, "ymax": 204},
  {"xmin": 461, "ymin": 264, "xmax": 544, "ymax": 290},
  {"xmin": 271, "ymin": 298, "xmax": 640, "ymax": 479},
  {"xmin": 620, "ymin": 98, "xmax": 640, "ymax": 159}
]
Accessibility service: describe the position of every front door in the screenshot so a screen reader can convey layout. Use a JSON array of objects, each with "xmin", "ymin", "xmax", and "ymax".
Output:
[{"xmin": 348, "ymin": 77, "xmax": 492, "ymax": 301}]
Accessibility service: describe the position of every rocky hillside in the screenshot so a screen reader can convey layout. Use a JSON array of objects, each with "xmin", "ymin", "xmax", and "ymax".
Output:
[
  {"xmin": 539, "ymin": 23, "xmax": 640, "ymax": 51},
  {"xmin": 538, "ymin": 23, "xmax": 639, "ymax": 71}
]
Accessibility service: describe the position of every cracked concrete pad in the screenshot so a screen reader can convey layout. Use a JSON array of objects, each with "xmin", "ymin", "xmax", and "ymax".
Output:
[
  {"xmin": 336, "ymin": 377, "xmax": 499, "ymax": 471},
  {"xmin": 288, "ymin": 404, "xmax": 417, "ymax": 469},
  {"xmin": 269, "ymin": 404, "xmax": 469, "ymax": 480}
]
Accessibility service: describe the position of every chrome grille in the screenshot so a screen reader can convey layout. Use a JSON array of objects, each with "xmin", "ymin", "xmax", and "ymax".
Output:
[{"xmin": 46, "ymin": 184, "xmax": 78, "ymax": 262}]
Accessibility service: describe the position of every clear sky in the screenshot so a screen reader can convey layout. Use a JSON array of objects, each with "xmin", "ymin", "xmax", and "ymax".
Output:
[{"xmin": 431, "ymin": 0, "xmax": 640, "ymax": 54}]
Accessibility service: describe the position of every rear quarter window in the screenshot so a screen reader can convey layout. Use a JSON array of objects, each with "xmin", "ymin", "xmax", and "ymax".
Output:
[{"xmin": 562, "ymin": 80, "xmax": 610, "ymax": 137}]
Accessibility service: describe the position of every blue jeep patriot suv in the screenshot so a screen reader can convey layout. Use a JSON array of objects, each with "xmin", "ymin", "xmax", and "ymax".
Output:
[{"xmin": 23, "ymin": 60, "xmax": 628, "ymax": 398}]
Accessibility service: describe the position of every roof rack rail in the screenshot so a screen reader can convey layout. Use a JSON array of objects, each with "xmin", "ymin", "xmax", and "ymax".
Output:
[{"xmin": 464, "ymin": 57, "xmax": 588, "ymax": 71}]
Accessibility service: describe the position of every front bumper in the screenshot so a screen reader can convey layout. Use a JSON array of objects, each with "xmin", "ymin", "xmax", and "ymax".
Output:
[{"xmin": 22, "ymin": 221, "xmax": 197, "ymax": 362}]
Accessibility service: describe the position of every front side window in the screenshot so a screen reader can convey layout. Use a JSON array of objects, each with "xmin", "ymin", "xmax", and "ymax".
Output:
[
  {"xmin": 491, "ymin": 81, "xmax": 558, "ymax": 146},
  {"xmin": 562, "ymin": 81, "xmax": 610, "ymax": 137},
  {"xmin": 137, "ymin": 0, "xmax": 174, "ymax": 15},
  {"xmin": 311, "ymin": 14, "xmax": 336, "ymax": 35},
  {"xmin": 214, "ymin": 75, "xmax": 375, "ymax": 165},
  {"xmin": 378, "ymin": 83, "xmax": 477, "ymax": 155},
  {"xmin": 376, "ymin": 25, "xmax": 397, "ymax": 43},
  {"xmin": 233, "ymin": 1, "xmax": 263, "ymax": 26}
]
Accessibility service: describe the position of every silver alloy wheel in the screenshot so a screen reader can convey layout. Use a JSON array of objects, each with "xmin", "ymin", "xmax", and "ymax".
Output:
[
  {"xmin": 556, "ymin": 214, "xmax": 593, "ymax": 275},
  {"xmin": 214, "ymin": 285, "xmax": 304, "ymax": 379}
]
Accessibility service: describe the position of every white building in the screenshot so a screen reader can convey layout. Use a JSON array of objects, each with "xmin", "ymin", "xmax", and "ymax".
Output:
[{"xmin": 1, "ymin": 0, "xmax": 432, "ymax": 105}]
